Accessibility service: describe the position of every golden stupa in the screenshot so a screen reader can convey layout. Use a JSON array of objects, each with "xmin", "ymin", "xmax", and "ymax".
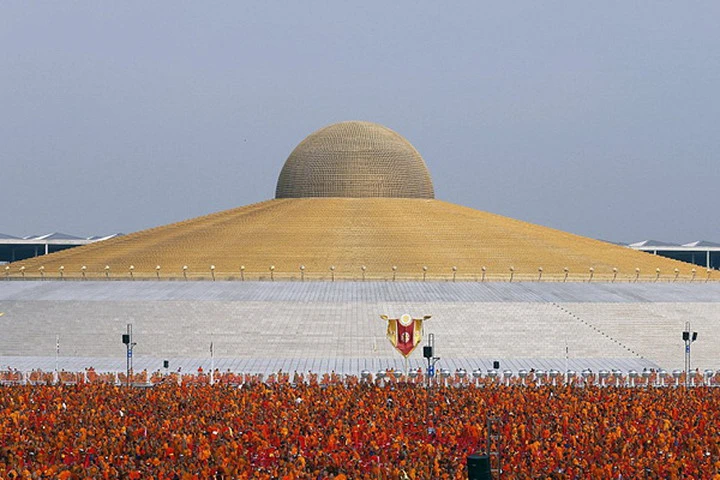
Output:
[{"xmin": 8, "ymin": 121, "xmax": 709, "ymax": 282}]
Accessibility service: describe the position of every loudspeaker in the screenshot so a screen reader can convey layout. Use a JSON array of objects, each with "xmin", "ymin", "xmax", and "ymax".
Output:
[
  {"xmin": 466, "ymin": 454, "xmax": 492, "ymax": 480},
  {"xmin": 163, "ymin": 360, "xmax": 169, "ymax": 369},
  {"xmin": 423, "ymin": 346, "xmax": 433, "ymax": 359},
  {"xmin": 122, "ymin": 334, "xmax": 130, "ymax": 345},
  {"xmin": 493, "ymin": 361, "xmax": 500, "ymax": 370}
]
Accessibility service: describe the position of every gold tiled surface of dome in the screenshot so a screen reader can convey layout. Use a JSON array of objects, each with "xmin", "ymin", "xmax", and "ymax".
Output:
[
  {"xmin": 276, "ymin": 121, "xmax": 434, "ymax": 199},
  {"xmin": 7, "ymin": 197, "xmax": 709, "ymax": 282}
]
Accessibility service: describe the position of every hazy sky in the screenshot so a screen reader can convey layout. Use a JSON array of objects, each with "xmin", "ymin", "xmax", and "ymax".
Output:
[{"xmin": 2, "ymin": 2, "xmax": 718, "ymax": 243}]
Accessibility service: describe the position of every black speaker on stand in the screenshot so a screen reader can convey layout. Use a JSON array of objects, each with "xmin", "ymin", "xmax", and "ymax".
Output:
[{"xmin": 467, "ymin": 454, "xmax": 492, "ymax": 480}]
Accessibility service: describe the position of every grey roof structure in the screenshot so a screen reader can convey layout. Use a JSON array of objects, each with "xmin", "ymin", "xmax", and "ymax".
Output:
[
  {"xmin": 32, "ymin": 232, "xmax": 84, "ymax": 240},
  {"xmin": 628, "ymin": 240, "xmax": 680, "ymax": 247},
  {"xmin": 0, "ymin": 233, "xmax": 123, "ymax": 264},
  {"xmin": 683, "ymin": 240, "xmax": 720, "ymax": 248}
]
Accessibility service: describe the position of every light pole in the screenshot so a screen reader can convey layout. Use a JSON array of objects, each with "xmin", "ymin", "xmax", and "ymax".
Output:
[
  {"xmin": 424, "ymin": 333, "xmax": 440, "ymax": 386},
  {"xmin": 422, "ymin": 265, "xmax": 428, "ymax": 282},
  {"xmin": 129, "ymin": 265, "xmax": 134, "ymax": 280},
  {"xmin": 81, "ymin": 265, "xmax": 86, "ymax": 280},
  {"xmin": 563, "ymin": 267, "xmax": 569, "ymax": 282},
  {"xmin": 683, "ymin": 322, "xmax": 698, "ymax": 387},
  {"xmin": 105, "ymin": 265, "xmax": 110, "ymax": 279},
  {"xmin": 122, "ymin": 324, "xmax": 137, "ymax": 388},
  {"xmin": 509, "ymin": 266, "xmax": 514, "ymax": 283},
  {"xmin": 210, "ymin": 265, "xmax": 216, "ymax": 281},
  {"xmin": 269, "ymin": 265, "xmax": 275, "ymax": 282},
  {"xmin": 300, "ymin": 265, "xmax": 305, "ymax": 282},
  {"xmin": 451, "ymin": 266, "xmax": 457, "ymax": 282},
  {"xmin": 588, "ymin": 267, "xmax": 594, "ymax": 283},
  {"xmin": 392, "ymin": 265, "xmax": 397, "ymax": 282},
  {"xmin": 183, "ymin": 265, "xmax": 188, "ymax": 280},
  {"xmin": 481, "ymin": 266, "xmax": 486, "ymax": 282},
  {"xmin": 155, "ymin": 265, "xmax": 161, "ymax": 280},
  {"xmin": 612, "ymin": 267, "xmax": 618, "ymax": 283},
  {"xmin": 537, "ymin": 267, "xmax": 543, "ymax": 282},
  {"xmin": 240, "ymin": 265, "xmax": 245, "ymax": 281},
  {"xmin": 59, "ymin": 265, "xmax": 64, "ymax": 280},
  {"xmin": 361, "ymin": 265, "xmax": 366, "ymax": 281},
  {"xmin": 330, "ymin": 265, "xmax": 335, "ymax": 282}
]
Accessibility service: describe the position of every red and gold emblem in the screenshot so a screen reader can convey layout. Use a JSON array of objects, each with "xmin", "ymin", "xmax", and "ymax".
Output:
[{"xmin": 380, "ymin": 314, "xmax": 430, "ymax": 357}]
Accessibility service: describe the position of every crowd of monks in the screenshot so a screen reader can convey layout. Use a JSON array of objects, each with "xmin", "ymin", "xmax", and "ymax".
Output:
[{"xmin": 1, "ymin": 375, "xmax": 720, "ymax": 479}]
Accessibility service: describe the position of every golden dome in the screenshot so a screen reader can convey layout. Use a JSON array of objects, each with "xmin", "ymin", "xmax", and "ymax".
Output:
[{"xmin": 275, "ymin": 121, "xmax": 434, "ymax": 199}]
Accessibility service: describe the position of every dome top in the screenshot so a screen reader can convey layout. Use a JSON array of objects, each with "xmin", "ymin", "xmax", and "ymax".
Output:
[{"xmin": 275, "ymin": 121, "xmax": 434, "ymax": 199}]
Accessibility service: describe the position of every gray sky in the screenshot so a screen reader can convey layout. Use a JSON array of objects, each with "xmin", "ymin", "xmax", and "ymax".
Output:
[{"xmin": 2, "ymin": 2, "xmax": 718, "ymax": 244}]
